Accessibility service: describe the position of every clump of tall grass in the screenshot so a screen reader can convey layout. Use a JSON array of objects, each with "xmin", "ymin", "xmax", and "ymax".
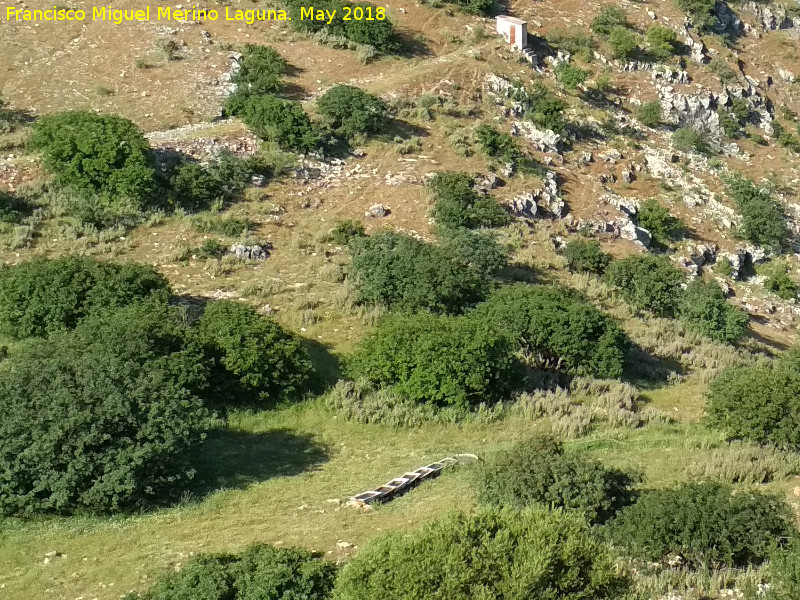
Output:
[{"xmin": 686, "ymin": 441, "xmax": 800, "ymax": 484}]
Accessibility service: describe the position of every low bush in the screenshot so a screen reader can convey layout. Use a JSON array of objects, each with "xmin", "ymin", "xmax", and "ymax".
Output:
[
  {"xmin": 645, "ymin": 25, "xmax": 681, "ymax": 61},
  {"xmin": 198, "ymin": 300, "xmax": 312, "ymax": 407},
  {"xmin": 0, "ymin": 301, "xmax": 212, "ymax": 516},
  {"xmin": 604, "ymin": 254, "xmax": 685, "ymax": 317},
  {"xmin": 675, "ymin": 0, "xmax": 719, "ymax": 33},
  {"xmin": 347, "ymin": 229, "xmax": 506, "ymax": 313},
  {"xmin": 346, "ymin": 312, "xmax": 517, "ymax": 407},
  {"xmin": 606, "ymin": 481, "xmax": 793, "ymax": 568},
  {"xmin": 636, "ymin": 198, "xmax": 683, "ymax": 243},
  {"xmin": 608, "ymin": 27, "xmax": 640, "ymax": 60},
  {"xmin": 637, "ymin": 100, "xmax": 663, "ymax": 128},
  {"xmin": 708, "ymin": 57, "xmax": 737, "ymax": 83},
  {"xmin": 591, "ymin": 6, "xmax": 630, "ymax": 36},
  {"xmin": 427, "ymin": 170, "xmax": 510, "ymax": 229},
  {"xmin": 316, "ymin": 85, "xmax": 388, "ymax": 140},
  {"xmin": 478, "ymin": 436, "xmax": 635, "ymax": 523},
  {"xmin": 554, "ymin": 62, "xmax": 589, "ymax": 91},
  {"xmin": 678, "ymin": 279, "xmax": 749, "ymax": 343},
  {"xmin": 170, "ymin": 162, "xmax": 226, "ymax": 212},
  {"xmin": 286, "ymin": 0, "xmax": 399, "ymax": 53},
  {"xmin": 224, "ymin": 44, "xmax": 287, "ymax": 114},
  {"xmin": 324, "ymin": 219, "xmax": 366, "ymax": 245},
  {"xmin": 706, "ymin": 349, "xmax": 800, "ymax": 449},
  {"xmin": 473, "ymin": 124, "xmax": 540, "ymax": 173},
  {"xmin": 0, "ymin": 256, "xmax": 169, "ymax": 339},
  {"xmin": 240, "ymin": 96, "xmax": 319, "ymax": 152},
  {"xmin": 473, "ymin": 284, "xmax": 627, "ymax": 378},
  {"xmin": 30, "ymin": 111, "xmax": 157, "ymax": 219},
  {"xmin": 725, "ymin": 175, "xmax": 788, "ymax": 249},
  {"xmin": 526, "ymin": 83, "xmax": 567, "ymax": 134},
  {"xmin": 562, "ymin": 239, "xmax": 612, "ymax": 274},
  {"xmin": 126, "ymin": 544, "xmax": 337, "ymax": 600},
  {"xmin": 333, "ymin": 507, "xmax": 631, "ymax": 600}
]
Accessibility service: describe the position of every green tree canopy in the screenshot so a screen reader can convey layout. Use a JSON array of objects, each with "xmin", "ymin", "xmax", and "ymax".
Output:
[
  {"xmin": 198, "ymin": 300, "xmax": 312, "ymax": 407},
  {"xmin": 0, "ymin": 301, "xmax": 212, "ymax": 516},
  {"xmin": 333, "ymin": 507, "xmax": 630, "ymax": 600},
  {"xmin": 427, "ymin": 171, "xmax": 510, "ymax": 230},
  {"xmin": 606, "ymin": 481, "xmax": 794, "ymax": 568},
  {"xmin": 346, "ymin": 312, "xmax": 517, "ymax": 407},
  {"xmin": 316, "ymin": 85, "xmax": 388, "ymax": 139},
  {"xmin": 479, "ymin": 436, "xmax": 636, "ymax": 523},
  {"xmin": 30, "ymin": 111, "xmax": 156, "ymax": 204},
  {"xmin": 473, "ymin": 284, "xmax": 627, "ymax": 378},
  {"xmin": 604, "ymin": 254, "xmax": 685, "ymax": 317},
  {"xmin": 0, "ymin": 256, "xmax": 170, "ymax": 339},
  {"xmin": 678, "ymin": 279, "xmax": 749, "ymax": 343}
]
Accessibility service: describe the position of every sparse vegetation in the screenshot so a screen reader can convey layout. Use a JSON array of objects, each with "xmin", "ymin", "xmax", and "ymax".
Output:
[
  {"xmin": 672, "ymin": 127, "xmax": 712, "ymax": 154},
  {"xmin": 637, "ymin": 100, "xmax": 663, "ymax": 128}
]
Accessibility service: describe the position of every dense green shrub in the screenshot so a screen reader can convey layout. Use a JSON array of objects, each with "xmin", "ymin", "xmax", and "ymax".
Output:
[
  {"xmin": 316, "ymin": 85, "xmax": 388, "ymax": 140},
  {"xmin": 527, "ymin": 84, "xmax": 567, "ymax": 134},
  {"xmin": 224, "ymin": 45, "xmax": 286, "ymax": 115},
  {"xmin": 606, "ymin": 481, "xmax": 793, "ymax": 568},
  {"xmin": 286, "ymin": 0, "xmax": 399, "ymax": 53},
  {"xmin": 444, "ymin": 0, "xmax": 494, "ymax": 15},
  {"xmin": 0, "ymin": 256, "xmax": 169, "ymax": 339},
  {"xmin": 707, "ymin": 349, "xmax": 800, "ymax": 449},
  {"xmin": 675, "ymin": 0, "xmax": 719, "ymax": 32},
  {"xmin": 608, "ymin": 27, "xmax": 640, "ymax": 60},
  {"xmin": 0, "ymin": 190, "xmax": 29, "ymax": 224},
  {"xmin": 333, "ymin": 507, "xmax": 630, "ymax": 600},
  {"xmin": 126, "ymin": 545, "xmax": 337, "ymax": 600},
  {"xmin": 324, "ymin": 219, "xmax": 366, "ymax": 245},
  {"xmin": 604, "ymin": 254, "xmax": 685, "ymax": 317},
  {"xmin": 636, "ymin": 198, "xmax": 683, "ymax": 243},
  {"xmin": 672, "ymin": 127, "xmax": 712, "ymax": 154},
  {"xmin": 554, "ymin": 62, "xmax": 589, "ymax": 91},
  {"xmin": 0, "ymin": 301, "xmax": 212, "ymax": 515},
  {"xmin": 473, "ymin": 284, "xmax": 626, "ymax": 378},
  {"xmin": 591, "ymin": 6, "xmax": 630, "ymax": 36},
  {"xmin": 678, "ymin": 279, "xmax": 749, "ymax": 343},
  {"xmin": 240, "ymin": 96, "xmax": 319, "ymax": 152},
  {"xmin": 562, "ymin": 239, "xmax": 612, "ymax": 274},
  {"xmin": 765, "ymin": 271, "xmax": 799, "ymax": 299},
  {"xmin": 170, "ymin": 162, "xmax": 226, "ymax": 212},
  {"xmin": 478, "ymin": 436, "xmax": 635, "ymax": 523},
  {"xmin": 725, "ymin": 175, "xmax": 788, "ymax": 249},
  {"xmin": 198, "ymin": 301, "xmax": 312, "ymax": 407},
  {"xmin": 347, "ymin": 230, "xmax": 506, "ymax": 313},
  {"xmin": 30, "ymin": 111, "xmax": 156, "ymax": 205},
  {"xmin": 427, "ymin": 171, "xmax": 510, "ymax": 229},
  {"xmin": 346, "ymin": 312, "xmax": 516, "ymax": 407},
  {"xmin": 637, "ymin": 100, "xmax": 663, "ymax": 128},
  {"xmin": 645, "ymin": 25, "xmax": 681, "ymax": 61}
]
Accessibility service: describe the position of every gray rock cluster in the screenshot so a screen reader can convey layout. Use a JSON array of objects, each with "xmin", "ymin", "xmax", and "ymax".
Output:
[
  {"xmin": 508, "ymin": 171, "xmax": 564, "ymax": 219},
  {"xmin": 229, "ymin": 243, "xmax": 271, "ymax": 261},
  {"xmin": 511, "ymin": 121, "xmax": 561, "ymax": 153},
  {"xmin": 365, "ymin": 204, "xmax": 391, "ymax": 218},
  {"xmin": 744, "ymin": 1, "xmax": 800, "ymax": 31}
]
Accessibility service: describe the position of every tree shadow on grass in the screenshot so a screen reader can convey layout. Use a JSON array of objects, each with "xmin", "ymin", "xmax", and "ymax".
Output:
[
  {"xmin": 301, "ymin": 337, "xmax": 343, "ymax": 393},
  {"xmin": 621, "ymin": 341, "xmax": 684, "ymax": 389},
  {"xmin": 188, "ymin": 427, "xmax": 330, "ymax": 497}
]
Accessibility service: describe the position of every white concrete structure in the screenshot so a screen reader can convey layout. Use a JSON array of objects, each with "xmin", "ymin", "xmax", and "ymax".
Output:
[{"xmin": 496, "ymin": 15, "xmax": 528, "ymax": 50}]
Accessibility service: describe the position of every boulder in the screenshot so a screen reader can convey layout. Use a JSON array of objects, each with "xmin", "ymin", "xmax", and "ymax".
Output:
[
  {"xmin": 229, "ymin": 243, "xmax": 271, "ymax": 260},
  {"xmin": 365, "ymin": 204, "xmax": 390, "ymax": 218},
  {"xmin": 619, "ymin": 219, "xmax": 652, "ymax": 248}
]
